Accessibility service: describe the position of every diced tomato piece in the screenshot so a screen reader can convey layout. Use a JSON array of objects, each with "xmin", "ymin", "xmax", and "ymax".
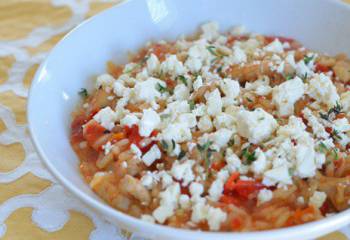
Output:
[
  {"xmin": 226, "ymin": 35, "xmax": 249, "ymax": 46},
  {"xmin": 107, "ymin": 61, "xmax": 123, "ymax": 79},
  {"xmin": 224, "ymin": 172, "xmax": 240, "ymax": 192},
  {"xmin": 71, "ymin": 115, "xmax": 89, "ymax": 143},
  {"xmin": 233, "ymin": 180, "xmax": 265, "ymax": 198},
  {"xmin": 265, "ymin": 36, "xmax": 295, "ymax": 44},
  {"xmin": 315, "ymin": 63, "xmax": 331, "ymax": 73},
  {"xmin": 123, "ymin": 124, "xmax": 159, "ymax": 153},
  {"xmin": 320, "ymin": 201, "xmax": 329, "ymax": 216},
  {"xmin": 211, "ymin": 161, "xmax": 226, "ymax": 171},
  {"xmin": 219, "ymin": 195, "xmax": 240, "ymax": 205},
  {"xmin": 231, "ymin": 218, "xmax": 242, "ymax": 230},
  {"xmin": 83, "ymin": 120, "xmax": 107, "ymax": 148}
]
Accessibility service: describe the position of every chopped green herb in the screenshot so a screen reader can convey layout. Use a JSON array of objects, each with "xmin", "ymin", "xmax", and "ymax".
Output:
[
  {"xmin": 197, "ymin": 141, "xmax": 216, "ymax": 168},
  {"xmin": 317, "ymin": 142, "xmax": 328, "ymax": 153},
  {"xmin": 332, "ymin": 148, "xmax": 339, "ymax": 160},
  {"xmin": 78, "ymin": 88, "xmax": 88, "ymax": 98},
  {"xmin": 258, "ymin": 117, "xmax": 265, "ymax": 121},
  {"xmin": 188, "ymin": 100, "xmax": 195, "ymax": 110},
  {"xmin": 246, "ymin": 97, "xmax": 253, "ymax": 103},
  {"xmin": 177, "ymin": 75, "xmax": 188, "ymax": 86},
  {"xmin": 171, "ymin": 139, "xmax": 176, "ymax": 150},
  {"xmin": 301, "ymin": 73, "xmax": 308, "ymax": 82},
  {"xmin": 331, "ymin": 129, "xmax": 342, "ymax": 141},
  {"xmin": 178, "ymin": 150, "xmax": 186, "ymax": 159},
  {"xmin": 288, "ymin": 168, "xmax": 294, "ymax": 176},
  {"xmin": 241, "ymin": 146, "xmax": 257, "ymax": 165},
  {"xmin": 304, "ymin": 55, "xmax": 314, "ymax": 65},
  {"xmin": 160, "ymin": 114, "xmax": 171, "ymax": 120},
  {"xmin": 285, "ymin": 73, "xmax": 294, "ymax": 80},
  {"xmin": 227, "ymin": 138, "xmax": 235, "ymax": 147},
  {"xmin": 160, "ymin": 140, "xmax": 168, "ymax": 151},
  {"xmin": 206, "ymin": 46, "xmax": 218, "ymax": 56},
  {"xmin": 156, "ymin": 83, "xmax": 171, "ymax": 94},
  {"xmin": 319, "ymin": 102, "xmax": 344, "ymax": 122},
  {"xmin": 216, "ymin": 66, "xmax": 223, "ymax": 74}
]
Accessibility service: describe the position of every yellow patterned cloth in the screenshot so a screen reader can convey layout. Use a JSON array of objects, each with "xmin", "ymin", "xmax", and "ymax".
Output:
[{"xmin": 0, "ymin": 1, "xmax": 349, "ymax": 239}]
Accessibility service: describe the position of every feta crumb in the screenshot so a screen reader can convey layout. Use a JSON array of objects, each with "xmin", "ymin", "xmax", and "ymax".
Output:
[
  {"xmin": 236, "ymin": 108, "xmax": 278, "ymax": 144},
  {"xmin": 251, "ymin": 148, "xmax": 267, "ymax": 174},
  {"xmin": 272, "ymin": 77, "xmax": 305, "ymax": 116},
  {"xmin": 139, "ymin": 109, "xmax": 160, "ymax": 137},
  {"xmin": 198, "ymin": 115, "xmax": 213, "ymax": 132},
  {"xmin": 160, "ymin": 55, "xmax": 186, "ymax": 77},
  {"xmin": 257, "ymin": 189, "xmax": 273, "ymax": 203},
  {"xmin": 207, "ymin": 207, "xmax": 227, "ymax": 231},
  {"xmin": 263, "ymin": 164, "xmax": 292, "ymax": 186},
  {"xmin": 120, "ymin": 113, "xmax": 139, "ymax": 127},
  {"xmin": 179, "ymin": 194, "xmax": 190, "ymax": 209},
  {"xmin": 130, "ymin": 144, "xmax": 142, "ymax": 159},
  {"xmin": 134, "ymin": 77, "xmax": 162, "ymax": 103},
  {"xmin": 96, "ymin": 73, "xmax": 115, "ymax": 89},
  {"xmin": 309, "ymin": 191, "xmax": 327, "ymax": 208},
  {"xmin": 201, "ymin": 22, "xmax": 219, "ymax": 41},
  {"xmin": 206, "ymin": 89, "xmax": 223, "ymax": 116},
  {"xmin": 142, "ymin": 145, "xmax": 161, "ymax": 166},
  {"xmin": 170, "ymin": 160, "xmax": 195, "ymax": 186},
  {"xmin": 307, "ymin": 73, "xmax": 340, "ymax": 108},
  {"xmin": 263, "ymin": 39, "xmax": 284, "ymax": 53},
  {"xmin": 102, "ymin": 141, "xmax": 113, "ymax": 155},
  {"xmin": 93, "ymin": 106, "xmax": 118, "ymax": 130},
  {"xmin": 146, "ymin": 53, "xmax": 160, "ymax": 74},
  {"xmin": 193, "ymin": 76, "xmax": 203, "ymax": 90}
]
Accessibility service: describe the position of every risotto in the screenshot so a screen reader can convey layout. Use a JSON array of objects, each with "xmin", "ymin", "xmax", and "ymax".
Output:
[{"xmin": 70, "ymin": 22, "xmax": 350, "ymax": 231}]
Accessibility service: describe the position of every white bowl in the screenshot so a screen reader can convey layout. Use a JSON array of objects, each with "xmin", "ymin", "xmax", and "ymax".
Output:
[{"xmin": 28, "ymin": 0, "xmax": 350, "ymax": 239}]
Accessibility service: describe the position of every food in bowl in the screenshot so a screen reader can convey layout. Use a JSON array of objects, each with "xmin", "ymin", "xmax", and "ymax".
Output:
[{"xmin": 70, "ymin": 22, "xmax": 350, "ymax": 231}]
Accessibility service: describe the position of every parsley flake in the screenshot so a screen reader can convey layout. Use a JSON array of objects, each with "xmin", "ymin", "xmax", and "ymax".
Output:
[
  {"xmin": 304, "ymin": 55, "xmax": 314, "ymax": 65},
  {"xmin": 78, "ymin": 88, "xmax": 88, "ymax": 98},
  {"xmin": 177, "ymin": 75, "xmax": 188, "ymax": 86},
  {"xmin": 188, "ymin": 100, "xmax": 195, "ymax": 110}
]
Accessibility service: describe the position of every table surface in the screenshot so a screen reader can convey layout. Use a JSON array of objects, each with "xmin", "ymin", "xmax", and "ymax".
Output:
[{"xmin": 0, "ymin": 0, "xmax": 349, "ymax": 239}]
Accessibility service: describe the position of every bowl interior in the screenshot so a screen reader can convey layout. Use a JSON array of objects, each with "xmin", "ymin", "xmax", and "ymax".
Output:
[{"xmin": 28, "ymin": 0, "xmax": 350, "ymax": 239}]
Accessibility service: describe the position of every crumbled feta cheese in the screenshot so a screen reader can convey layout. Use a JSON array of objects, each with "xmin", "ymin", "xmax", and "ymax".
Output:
[
  {"xmin": 245, "ymin": 77, "xmax": 272, "ymax": 96},
  {"xmin": 219, "ymin": 78, "xmax": 240, "ymax": 105},
  {"xmin": 236, "ymin": 108, "xmax": 278, "ymax": 144},
  {"xmin": 213, "ymin": 113, "xmax": 235, "ymax": 130},
  {"xmin": 189, "ymin": 182, "xmax": 204, "ymax": 199},
  {"xmin": 251, "ymin": 148, "xmax": 267, "ymax": 174},
  {"xmin": 201, "ymin": 22, "xmax": 219, "ymax": 41},
  {"xmin": 160, "ymin": 55, "xmax": 186, "ymax": 77},
  {"xmin": 193, "ymin": 76, "xmax": 203, "ymax": 90},
  {"xmin": 185, "ymin": 56, "xmax": 202, "ymax": 73},
  {"xmin": 146, "ymin": 53, "xmax": 160, "ymax": 74},
  {"xmin": 179, "ymin": 194, "xmax": 190, "ymax": 209},
  {"xmin": 134, "ymin": 77, "xmax": 163, "ymax": 102},
  {"xmin": 130, "ymin": 144, "xmax": 142, "ymax": 159},
  {"xmin": 170, "ymin": 160, "xmax": 195, "ymax": 186},
  {"xmin": 257, "ymin": 189, "xmax": 273, "ymax": 203},
  {"xmin": 139, "ymin": 109, "xmax": 160, "ymax": 137},
  {"xmin": 307, "ymin": 73, "xmax": 340, "ymax": 108},
  {"xmin": 102, "ymin": 141, "xmax": 113, "ymax": 155},
  {"xmin": 207, "ymin": 207, "xmax": 227, "ymax": 231},
  {"xmin": 272, "ymin": 77, "xmax": 305, "ymax": 116},
  {"xmin": 141, "ymin": 171, "xmax": 158, "ymax": 189},
  {"xmin": 93, "ymin": 106, "xmax": 118, "ymax": 130},
  {"xmin": 263, "ymin": 164, "xmax": 292, "ymax": 186},
  {"xmin": 302, "ymin": 108, "xmax": 329, "ymax": 139},
  {"xmin": 120, "ymin": 113, "xmax": 139, "ymax": 127},
  {"xmin": 142, "ymin": 145, "xmax": 161, "ymax": 166},
  {"xmin": 295, "ymin": 60, "xmax": 314, "ymax": 78},
  {"xmin": 174, "ymin": 84, "xmax": 190, "ymax": 100},
  {"xmin": 225, "ymin": 148, "xmax": 242, "ymax": 173},
  {"xmin": 263, "ymin": 39, "xmax": 284, "ymax": 53},
  {"xmin": 153, "ymin": 182, "xmax": 181, "ymax": 223},
  {"xmin": 206, "ymin": 89, "xmax": 223, "ymax": 116},
  {"xmin": 309, "ymin": 191, "xmax": 327, "ymax": 208},
  {"xmin": 96, "ymin": 73, "xmax": 115, "ymax": 89},
  {"xmin": 113, "ymin": 81, "xmax": 125, "ymax": 97},
  {"xmin": 198, "ymin": 115, "xmax": 213, "ymax": 132},
  {"xmin": 210, "ymin": 128, "xmax": 234, "ymax": 150}
]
